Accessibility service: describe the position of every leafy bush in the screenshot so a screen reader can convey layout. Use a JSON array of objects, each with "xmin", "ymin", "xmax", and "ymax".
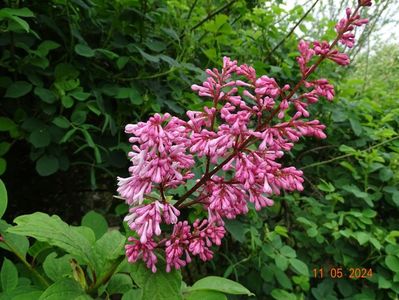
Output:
[{"xmin": 1, "ymin": 0, "xmax": 398, "ymax": 299}]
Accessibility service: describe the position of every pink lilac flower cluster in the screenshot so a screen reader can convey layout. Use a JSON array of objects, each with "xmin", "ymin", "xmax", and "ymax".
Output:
[{"xmin": 118, "ymin": 1, "xmax": 371, "ymax": 272}]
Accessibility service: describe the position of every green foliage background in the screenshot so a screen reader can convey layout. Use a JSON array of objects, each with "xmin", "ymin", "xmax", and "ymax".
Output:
[{"xmin": 0, "ymin": 0, "xmax": 398, "ymax": 299}]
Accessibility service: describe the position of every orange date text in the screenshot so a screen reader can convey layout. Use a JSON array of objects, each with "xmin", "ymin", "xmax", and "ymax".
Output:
[{"xmin": 312, "ymin": 267, "xmax": 373, "ymax": 279}]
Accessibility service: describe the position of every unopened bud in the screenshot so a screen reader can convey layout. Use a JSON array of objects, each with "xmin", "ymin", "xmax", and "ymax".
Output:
[{"xmin": 358, "ymin": 0, "xmax": 372, "ymax": 7}]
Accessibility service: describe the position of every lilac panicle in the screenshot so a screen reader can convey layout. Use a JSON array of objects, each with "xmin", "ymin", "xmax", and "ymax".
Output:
[{"xmin": 120, "ymin": 2, "xmax": 371, "ymax": 272}]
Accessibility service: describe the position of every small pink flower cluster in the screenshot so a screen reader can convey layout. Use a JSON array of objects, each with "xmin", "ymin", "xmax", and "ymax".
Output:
[{"xmin": 118, "ymin": 2, "xmax": 371, "ymax": 272}]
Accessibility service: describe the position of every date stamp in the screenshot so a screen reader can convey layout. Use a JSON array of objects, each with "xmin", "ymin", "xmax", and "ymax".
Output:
[{"xmin": 312, "ymin": 267, "xmax": 373, "ymax": 279}]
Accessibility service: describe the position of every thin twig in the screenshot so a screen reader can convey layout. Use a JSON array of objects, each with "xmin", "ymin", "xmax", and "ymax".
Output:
[
  {"xmin": 264, "ymin": 0, "xmax": 320, "ymax": 61},
  {"xmin": 301, "ymin": 135, "xmax": 399, "ymax": 170}
]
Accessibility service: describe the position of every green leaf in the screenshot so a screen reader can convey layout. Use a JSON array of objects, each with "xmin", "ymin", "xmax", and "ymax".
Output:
[
  {"xmin": 379, "ymin": 168, "xmax": 393, "ymax": 182},
  {"xmin": 114, "ymin": 87, "xmax": 143, "ymax": 105},
  {"xmin": 81, "ymin": 210, "xmax": 108, "ymax": 240},
  {"xmin": 107, "ymin": 273, "xmax": 133, "ymax": 295},
  {"xmin": 55, "ymin": 63, "xmax": 79, "ymax": 81},
  {"xmin": 354, "ymin": 232, "xmax": 369, "ymax": 245},
  {"xmin": 275, "ymin": 255, "xmax": 288, "ymax": 271},
  {"xmin": 5, "ymin": 81, "xmax": 32, "ymax": 98},
  {"xmin": 8, "ymin": 212, "xmax": 96, "ymax": 267},
  {"xmin": 224, "ymin": 220, "xmax": 246, "ymax": 242},
  {"xmin": 122, "ymin": 289, "xmax": 142, "ymax": 300},
  {"xmin": 60, "ymin": 128, "xmax": 77, "ymax": 143},
  {"xmin": 36, "ymin": 40, "xmax": 60, "ymax": 57},
  {"xmin": 378, "ymin": 274, "xmax": 392, "ymax": 289},
  {"xmin": 39, "ymin": 279, "xmax": 91, "ymax": 300},
  {"xmin": 0, "ymin": 179, "xmax": 7, "ymax": 219},
  {"xmin": 43, "ymin": 252, "xmax": 73, "ymax": 282},
  {"xmin": 274, "ymin": 268, "xmax": 292, "ymax": 290},
  {"xmin": 130, "ymin": 262, "xmax": 182, "ymax": 300},
  {"xmin": 189, "ymin": 276, "xmax": 254, "ymax": 296},
  {"xmin": 8, "ymin": 15, "xmax": 30, "ymax": 32},
  {"xmin": 93, "ymin": 230, "xmax": 125, "ymax": 276},
  {"xmin": 34, "ymin": 87, "xmax": 57, "ymax": 103},
  {"xmin": 385, "ymin": 255, "xmax": 399, "ymax": 272},
  {"xmin": 1, "ymin": 258, "xmax": 18, "ymax": 292},
  {"xmin": 36, "ymin": 155, "xmax": 59, "ymax": 176},
  {"xmin": 52, "ymin": 116, "xmax": 70, "ymax": 129},
  {"xmin": 29, "ymin": 128, "xmax": 51, "ymax": 148},
  {"xmin": 186, "ymin": 290, "xmax": 227, "ymax": 300},
  {"xmin": 280, "ymin": 245, "xmax": 296, "ymax": 258},
  {"xmin": 0, "ymin": 220, "xmax": 29, "ymax": 258},
  {"xmin": 71, "ymin": 111, "xmax": 87, "ymax": 125},
  {"xmin": 95, "ymin": 49, "xmax": 119, "ymax": 59},
  {"xmin": 2, "ymin": 7, "xmax": 34, "ymax": 17},
  {"xmin": 349, "ymin": 118, "xmax": 362, "ymax": 136},
  {"xmin": 138, "ymin": 49, "xmax": 160, "ymax": 63},
  {"xmin": 0, "ymin": 117, "xmax": 16, "ymax": 132},
  {"xmin": 289, "ymin": 258, "xmax": 309, "ymax": 276},
  {"xmin": 2, "ymin": 143, "xmax": 14, "ymax": 160},
  {"xmin": 74, "ymin": 44, "xmax": 95, "ymax": 57},
  {"xmin": 271, "ymin": 289, "xmax": 296, "ymax": 300},
  {"xmin": 70, "ymin": 90, "xmax": 90, "ymax": 101},
  {"xmin": 61, "ymin": 95, "xmax": 74, "ymax": 108},
  {"xmin": 12, "ymin": 290, "xmax": 43, "ymax": 300}
]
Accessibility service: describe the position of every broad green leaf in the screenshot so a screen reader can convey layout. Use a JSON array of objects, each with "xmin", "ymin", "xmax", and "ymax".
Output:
[
  {"xmin": 36, "ymin": 155, "xmax": 59, "ymax": 176},
  {"xmin": 130, "ymin": 262, "xmax": 182, "ymax": 300},
  {"xmin": 39, "ymin": 279, "xmax": 91, "ymax": 300},
  {"xmin": 43, "ymin": 252, "xmax": 73, "ymax": 282},
  {"xmin": 189, "ymin": 276, "xmax": 253, "ymax": 296},
  {"xmin": 74, "ymin": 44, "xmax": 95, "ymax": 57},
  {"xmin": 186, "ymin": 290, "xmax": 227, "ymax": 300},
  {"xmin": 275, "ymin": 254, "xmax": 288, "ymax": 271},
  {"xmin": 71, "ymin": 111, "xmax": 87, "ymax": 125},
  {"xmin": 8, "ymin": 212, "xmax": 95, "ymax": 267},
  {"xmin": 61, "ymin": 95, "xmax": 74, "ymax": 108},
  {"xmin": 60, "ymin": 128, "xmax": 77, "ymax": 143},
  {"xmin": 1, "ymin": 7, "xmax": 34, "ymax": 17},
  {"xmin": 69, "ymin": 90, "xmax": 90, "ymax": 101},
  {"xmin": 138, "ymin": 49, "xmax": 159, "ymax": 63},
  {"xmin": 1, "ymin": 258, "xmax": 18, "ymax": 292},
  {"xmin": 0, "ymin": 179, "xmax": 7, "ymax": 219},
  {"xmin": 52, "ymin": 116, "xmax": 70, "ymax": 129},
  {"xmin": 29, "ymin": 128, "xmax": 51, "ymax": 148},
  {"xmin": 271, "ymin": 289, "xmax": 296, "ymax": 300},
  {"xmin": 5, "ymin": 81, "xmax": 32, "ymax": 98},
  {"xmin": 379, "ymin": 168, "xmax": 393, "ymax": 182},
  {"xmin": 114, "ymin": 87, "xmax": 143, "ymax": 104},
  {"xmin": 0, "ymin": 142, "xmax": 11, "ymax": 156},
  {"xmin": 93, "ymin": 230, "xmax": 125, "ymax": 276},
  {"xmin": 122, "ymin": 289, "xmax": 142, "ymax": 300},
  {"xmin": 354, "ymin": 232, "xmax": 369, "ymax": 245},
  {"xmin": 378, "ymin": 274, "xmax": 392, "ymax": 289},
  {"xmin": 36, "ymin": 40, "xmax": 60, "ymax": 57},
  {"xmin": 11, "ymin": 290, "xmax": 43, "ymax": 300},
  {"xmin": 8, "ymin": 15, "xmax": 30, "ymax": 32},
  {"xmin": 224, "ymin": 220, "xmax": 246, "ymax": 242},
  {"xmin": 0, "ymin": 117, "xmax": 16, "ymax": 132},
  {"xmin": 81, "ymin": 210, "xmax": 108, "ymax": 240},
  {"xmin": 95, "ymin": 49, "xmax": 119, "ymax": 59},
  {"xmin": 385, "ymin": 255, "xmax": 399, "ymax": 272},
  {"xmin": 274, "ymin": 268, "xmax": 292, "ymax": 290},
  {"xmin": 34, "ymin": 87, "xmax": 57, "ymax": 104},
  {"xmin": 55, "ymin": 63, "xmax": 79, "ymax": 81},
  {"xmin": 280, "ymin": 245, "xmax": 296, "ymax": 258},
  {"xmin": 0, "ymin": 220, "xmax": 29, "ymax": 258},
  {"xmin": 289, "ymin": 258, "xmax": 309, "ymax": 276},
  {"xmin": 106, "ymin": 273, "xmax": 133, "ymax": 295},
  {"xmin": 349, "ymin": 118, "xmax": 362, "ymax": 136}
]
